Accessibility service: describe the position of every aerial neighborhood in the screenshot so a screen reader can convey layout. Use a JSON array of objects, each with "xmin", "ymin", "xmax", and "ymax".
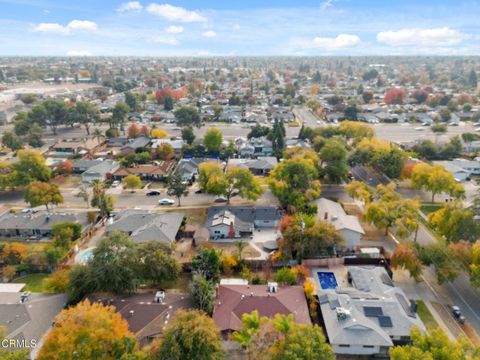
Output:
[{"xmin": 0, "ymin": 55, "xmax": 480, "ymax": 360}]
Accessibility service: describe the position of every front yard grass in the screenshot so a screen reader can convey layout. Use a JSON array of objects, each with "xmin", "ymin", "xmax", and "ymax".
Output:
[
  {"xmin": 416, "ymin": 299, "xmax": 440, "ymax": 331},
  {"xmin": 420, "ymin": 203, "xmax": 443, "ymax": 215},
  {"xmin": 13, "ymin": 273, "xmax": 50, "ymax": 292}
]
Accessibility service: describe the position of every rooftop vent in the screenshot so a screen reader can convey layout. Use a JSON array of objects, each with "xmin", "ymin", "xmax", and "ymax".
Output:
[
  {"xmin": 267, "ymin": 282, "xmax": 278, "ymax": 293},
  {"xmin": 336, "ymin": 307, "xmax": 350, "ymax": 321}
]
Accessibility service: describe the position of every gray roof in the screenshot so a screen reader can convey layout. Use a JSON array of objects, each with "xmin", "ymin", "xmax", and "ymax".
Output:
[
  {"xmin": 0, "ymin": 292, "xmax": 67, "ymax": 353},
  {"xmin": 73, "ymin": 159, "xmax": 103, "ymax": 171},
  {"xmin": 122, "ymin": 136, "xmax": 150, "ymax": 149},
  {"xmin": 82, "ymin": 160, "xmax": 119, "ymax": 177},
  {"xmin": 318, "ymin": 266, "xmax": 425, "ymax": 349},
  {"xmin": 107, "ymin": 210, "xmax": 185, "ymax": 243},
  {"xmin": 313, "ymin": 198, "xmax": 365, "ymax": 235},
  {"xmin": 207, "ymin": 206, "xmax": 281, "ymax": 223},
  {"xmin": 176, "ymin": 158, "xmax": 219, "ymax": 177},
  {"xmin": 228, "ymin": 157, "xmax": 278, "ymax": 171},
  {"xmin": 0, "ymin": 211, "xmax": 89, "ymax": 232},
  {"xmin": 207, "ymin": 210, "xmax": 252, "ymax": 233}
]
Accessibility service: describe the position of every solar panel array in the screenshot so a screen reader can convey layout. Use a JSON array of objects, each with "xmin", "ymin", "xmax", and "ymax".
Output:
[
  {"xmin": 363, "ymin": 306, "xmax": 383, "ymax": 317},
  {"xmin": 381, "ymin": 273, "xmax": 394, "ymax": 287},
  {"xmin": 378, "ymin": 316, "xmax": 393, "ymax": 327}
]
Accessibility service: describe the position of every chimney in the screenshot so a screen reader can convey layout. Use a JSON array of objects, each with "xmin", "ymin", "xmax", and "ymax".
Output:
[{"xmin": 324, "ymin": 212, "xmax": 328, "ymax": 220}]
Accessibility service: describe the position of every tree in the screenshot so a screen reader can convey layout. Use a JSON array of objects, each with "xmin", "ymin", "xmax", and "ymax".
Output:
[
  {"xmin": 151, "ymin": 310, "xmax": 224, "ymax": 360},
  {"xmin": 274, "ymin": 268, "xmax": 297, "ymax": 285},
  {"xmin": 212, "ymin": 102, "xmax": 223, "ymax": 119},
  {"xmin": 88, "ymin": 231, "xmax": 139, "ymax": 294},
  {"xmin": 391, "ymin": 244, "xmax": 423, "ymax": 279},
  {"xmin": 462, "ymin": 132, "xmax": 479, "ymax": 152},
  {"xmin": 384, "ymin": 88, "xmax": 405, "ymax": 105},
  {"xmin": 122, "ymin": 174, "xmax": 141, "ymax": 193},
  {"xmin": 163, "ymin": 95, "xmax": 174, "ymax": 111},
  {"xmin": 136, "ymin": 241, "xmax": 180, "ymax": 284},
  {"xmin": 365, "ymin": 183, "xmax": 419, "ymax": 237},
  {"xmin": 55, "ymin": 160, "xmax": 73, "ymax": 175},
  {"xmin": 167, "ymin": 171, "xmax": 188, "ymax": 206},
  {"xmin": 151, "ymin": 128, "xmax": 168, "ymax": 139},
  {"xmin": 439, "ymin": 108, "xmax": 452, "ymax": 122},
  {"xmin": 38, "ymin": 300, "xmax": 138, "ymax": 360},
  {"xmin": 343, "ymin": 103, "xmax": 358, "ymax": 121},
  {"xmin": 268, "ymin": 151, "xmax": 321, "ymax": 211},
  {"xmin": 469, "ymin": 69, "xmax": 478, "ymax": 89},
  {"xmin": 12, "ymin": 149, "xmax": 52, "ymax": 186},
  {"xmin": 338, "ymin": 121, "xmax": 375, "ymax": 142},
  {"xmin": 346, "ymin": 180, "xmax": 373, "ymax": 204},
  {"xmin": 26, "ymin": 123, "xmax": 44, "ymax": 148},
  {"xmin": 90, "ymin": 180, "xmax": 113, "ymax": 217},
  {"xmin": 73, "ymin": 101, "xmax": 98, "ymax": 135},
  {"xmin": 42, "ymin": 99, "xmax": 69, "ymax": 135},
  {"xmin": 411, "ymin": 89, "xmax": 429, "ymax": 104},
  {"xmin": 2, "ymin": 131, "xmax": 23, "ymax": 151},
  {"xmin": 124, "ymin": 92, "xmax": 140, "ymax": 112},
  {"xmin": 44, "ymin": 269, "xmax": 70, "ymax": 293},
  {"xmin": 181, "ymin": 126, "xmax": 195, "ymax": 145},
  {"xmin": 127, "ymin": 123, "xmax": 140, "ymax": 138},
  {"xmin": 271, "ymin": 119, "xmax": 285, "ymax": 158},
  {"xmin": 111, "ymin": 102, "xmax": 130, "ymax": 129},
  {"xmin": 174, "ymin": 106, "xmax": 201, "ymax": 127},
  {"xmin": 2, "ymin": 265, "xmax": 16, "ymax": 281},
  {"xmin": 410, "ymin": 163, "xmax": 463, "ymax": 202},
  {"xmin": 156, "ymin": 143, "xmax": 174, "ymax": 160},
  {"xmin": 191, "ymin": 248, "xmax": 221, "ymax": 282},
  {"xmin": 189, "ymin": 275, "xmax": 215, "ymax": 314},
  {"xmin": 362, "ymin": 90, "xmax": 374, "ymax": 104},
  {"xmin": 429, "ymin": 202, "xmax": 480, "ymax": 242},
  {"xmin": 24, "ymin": 181, "xmax": 63, "ymax": 211},
  {"xmin": 389, "ymin": 327, "xmax": 478, "ymax": 360},
  {"xmin": 319, "ymin": 138, "xmax": 349, "ymax": 183},
  {"xmin": 203, "ymin": 128, "xmax": 223, "ymax": 154}
]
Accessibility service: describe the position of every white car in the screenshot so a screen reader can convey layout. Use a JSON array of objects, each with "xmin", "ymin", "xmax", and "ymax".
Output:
[
  {"xmin": 111, "ymin": 180, "xmax": 121, "ymax": 188},
  {"xmin": 415, "ymin": 127, "xmax": 425, "ymax": 131},
  {"xmin": 158, "ymin": 198, "xmax": 175, "ymax": 205}
]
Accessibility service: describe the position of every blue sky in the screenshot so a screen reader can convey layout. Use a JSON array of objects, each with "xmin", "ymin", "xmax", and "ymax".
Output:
[{"xmin": 0, "ymin": 0, "xmax": 479, "ymax": 56}]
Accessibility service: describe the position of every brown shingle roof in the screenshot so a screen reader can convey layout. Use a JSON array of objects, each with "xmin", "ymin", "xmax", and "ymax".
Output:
[{"xmin": 212, "ymin": 285, "xmax": 311, "ymax": 332}]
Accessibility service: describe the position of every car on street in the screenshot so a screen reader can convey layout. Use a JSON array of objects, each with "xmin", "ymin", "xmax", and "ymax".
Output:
[
  {"xmin": 194, "ymin": 188, "xmax": 204, "ymax": 194},
  {"xmin": 214, "ymin": 197, "xmax": 228, "ymax": 203},
  {"xmin": 158, "ymin": 198, "xmax": 175, "ymax": 205},
  {"xmin": 146, "ymin": 190, "xmax": 161, "ymax": 196},
  {"xmin": 415, "ymin": 127, "xmax": 425, "ymax": 131}
]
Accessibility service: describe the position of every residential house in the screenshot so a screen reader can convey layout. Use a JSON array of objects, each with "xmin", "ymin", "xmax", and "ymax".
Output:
[
  {"xmin": 313, "ymin": 198, "xmax": 365, "ymax": 249},
  {"xmin": 447, "ymin": 158, "xmax": 480, "ymax": 176},
  {"xmin": 151, "ymin": 138, "xmax": 185, "ymax": 154},
  {"xmin": 175, "ymin": 158, "xmax": 221, "ymax": 183},
  {"xmin": 107, "ymin": 210, "xmax": 185, "ymax": 243},
  {"xmin": 317, "ymin": 266, "xmax": 425, "ymax": 356},
  {"xmin": 212, "ymin": 283, "xmax": 311, "ymax": 337},
  {"xmin": 237, "ymin": 137, "xmax": 273, "ymax": 158},
  {"xmin": 0, "ymin": 210, "xmax": 89, "ymax": 239},
  {"xmin": 112, "ymin": 161, "xmax": 175, "ymax": 181},
  {"xmin": 90, "ymin": 292, "xmax": 193, "ymax": 347},
  {"xmin": 81, "ymin": 160, "xmax": 120, "ymax": 184},
  {"xmin": 50, "ymin": 138, "xmax": 101, "ymax": 157},
  {"xmin": 72, "ymin": 159, "xmax": 103, "ymax": 174},
  {"xmin": 206, "ymin": 206, "xmax": 281, "ymax": 240},
  {"xmin": 227, "ymin": 157, "xmax": 278, "ymax": 176},
  {"xmin": 120, "ymin": 136, "xmax": 151, "ymax": 156},
  {"xmin": 285, "ymin": 138, "xmax": 311, "ymax": 150},
  {"xmin": 434, "ymin": 161, "xmax": 471, "ymax": 182},
  {"xmin": 0, "ymin": 290, "xmax": 67, "ymax": 358}
]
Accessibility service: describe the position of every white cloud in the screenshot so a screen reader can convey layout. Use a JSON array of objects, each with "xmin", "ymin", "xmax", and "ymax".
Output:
[
  {"xmin": 146, "ymin": 3, "xmax": 207, "ymax": 22},
  {"xmin": 377, "ymin": 27, "xmax": 465, "ymax": 47},
  {"xmin": 67, "ymin": 20, "xmax": 98, "ymax": 31},
  {"xmin": 66, "ymin": 50, "xmax": 93, "ymax": 56},
  {"xmin": 32, "ymin": 23, "xmax": 69, "ymax": 35},
  {"xmin": 117, "ymin": 1, "xmax": 143, "ymax": 13},
  {"xmin": 153, "ymin": 36, "xmax": 179, "ymax": 45},
  {"xmin": 165, "ymin": 25, "xmax": 183, "ymax": 33},
  {"xmin": 295, "ymin": 34, "xmax": 361, "ymax": 49},
  {"xmin": 202, "ymin": 30, "xmax": 216, "ymax": 38},
  {"xmin": 320, "ymin": 0, "xmax": 335, "ymax": 11}
]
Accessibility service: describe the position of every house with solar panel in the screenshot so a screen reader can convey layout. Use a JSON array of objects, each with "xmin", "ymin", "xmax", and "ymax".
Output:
[{"xmin": 316, "ymin": 266, "xmax": 425, "ymax": 356}]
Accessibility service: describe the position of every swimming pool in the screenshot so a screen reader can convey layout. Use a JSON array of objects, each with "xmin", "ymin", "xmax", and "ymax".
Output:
[
  {"xmin": 317, "ymin": 272, "xmax": 338, "ymax": 290},
  {"xmin": 76, "ymin": 247, "xmax": 96, "ymax": 264}
]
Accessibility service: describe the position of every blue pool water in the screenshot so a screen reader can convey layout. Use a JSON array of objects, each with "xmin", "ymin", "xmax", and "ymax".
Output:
[
  {"xmin": 317, "ymin": 272, "xmax": 338, "ymax": 289},
  {"xmin": 79, "ymin": 249, "xmax": 94, "ymax": 262}
]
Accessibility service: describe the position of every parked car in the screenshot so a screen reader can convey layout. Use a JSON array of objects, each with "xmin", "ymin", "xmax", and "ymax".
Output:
[
  {"xmin": 415, "ymin": 127, "xmax": 425, "ymax": 131},
  {"xmin": 158, "ymin": 198, "xmax": 175, "ymax": 205},
  {"xmin": 111, "ymin": 180, "xmax": 121, "ymax": 188},
  {"xmin": 214, "ymin": 197, "xmax": 228, "ymax": 203},
  {"xmin": 451, "ymin": 306, "xmax": 466, "ymax": 324},
  {"xmin": 146, "ymin": 190, "xmax": 161, "ymax": 196},
  {"xmin": 195, "ymin": 188, "xmax": 204, "ymax": 194}
]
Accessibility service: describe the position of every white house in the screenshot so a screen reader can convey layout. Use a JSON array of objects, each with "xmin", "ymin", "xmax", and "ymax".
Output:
[{"xmin": 313, "ymin": 198, "xmax": 365, "ymax": 249}]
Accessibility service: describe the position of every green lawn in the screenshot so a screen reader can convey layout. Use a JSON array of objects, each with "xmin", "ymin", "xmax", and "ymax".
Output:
[
  {"xmin": 420, "ymin": 203, "xmax": 443, "ymax": 215},
  {"xmin": 416, "ymin": 300, "xmax": 440, "ymax": 331},
  {"xmin": 13, "ymin": 273, "xmax": 50, "ymax": 292}
]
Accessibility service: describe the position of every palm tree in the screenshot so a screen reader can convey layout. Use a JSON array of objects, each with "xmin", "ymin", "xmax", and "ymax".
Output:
[
  {"xmin": 93, "ymin": 128, "xmax": 104, "ymax": 144},
  {"xmin": 234, "ymin": 240, "xmax": 247, "ymax": 261}
]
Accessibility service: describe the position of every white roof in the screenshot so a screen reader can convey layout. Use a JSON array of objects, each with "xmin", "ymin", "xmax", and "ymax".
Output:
[
  {"xmin": 0, "ymin": 283, "xmax": 25, "ymax": 292},
  {"xmin": 314, "ymin": 198, "xmax": 365, "ymax": 235}
]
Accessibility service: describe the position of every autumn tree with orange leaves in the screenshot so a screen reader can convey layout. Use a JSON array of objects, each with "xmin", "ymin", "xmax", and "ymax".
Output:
[{"xmin": 38, "ymin": 300, "xmax": 140, "ymax": 360}]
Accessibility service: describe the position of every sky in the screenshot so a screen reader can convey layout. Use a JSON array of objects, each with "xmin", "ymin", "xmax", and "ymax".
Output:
[{"xmin": 1, "ymin": 0, "xmax": 480, "ymax": 56}]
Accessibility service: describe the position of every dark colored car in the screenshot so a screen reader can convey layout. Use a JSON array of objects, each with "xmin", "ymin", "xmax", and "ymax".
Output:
[{"xmin": 146, "ymin": 190, "xmax": 161, "ymax": 196}]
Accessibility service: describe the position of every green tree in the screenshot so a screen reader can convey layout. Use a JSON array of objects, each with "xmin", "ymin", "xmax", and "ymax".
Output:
[
  {"xmin": 174, "ymin": 106, "xmax": 201, "ymax": 127},
  {"xmin": 319, "ymin": 138, "xmax": 349, "ymax": 183},
  {"xmin": 73, "ymin": 101, "xmax": 98, "ymax": 135},
  {"xmin": 90, "ymin": 180, "xmax": 114, "ymax": 217},
  {"xmin": 189, "ymin": 275, "xmax": 215, "ymax": 314},
  {"xmin": 89, "ymin": 231, "xmax": 139, "ymax": 294},
  {"xmin": 192, "ymin": 248, "xmax": 221, "ymax": 282},
  {"xmin": 181, "ymin": 126, "xmax": 195, "ymax": 145},
  {"xmin": 274, "ymin": 268, "xmax": 297, "ymax": 285},
  {"xmin": 24, "ymin": 181, "xmax": 63, "ymax": 211},
  {"xmin": 111, "ymin": 102, "xmax": 130, "ymax": 130},
  {"xmin": 136, "ymin": 241, "xmax": 180, "ymax": 284},
  {"xmin": 429, "ymin": 202, "xmax": 480, "ymax": 242},
  {"xmin": 42, "ymin": 99, "xmax": 69, "ymax": 135},
  {"xmin": 203, "ymin": 127, "xmax": 223, "ymax": 154},
  {"xmin": 410, "ymin": 163, "xmax": 463, "ymax": 202},
  {"xmin": 122, "ymin": 174, "xmax": 141, "ymax": 192},
  {"xmin": 124, "ymin": 92, "xmax": 140, "ymax": 112},
  {"xmin": 2, "ymin": 131, "xmax": 23, "ymax": 151},
  {"xmin": 12, "ymin": 149, "xmax": 52, "ymax": 186},
  {"xmin": 166, "ymin": 171, "xmax": 189, "ymax": 206},
  {"xmin": 389, "ymin": 327, "xmax": 478, "ymax": 360},
  {"xmin": 469, "ymin": 69, "xmax": 478, "ymax": 89},
  {"xmin": 163, "ymin": 95, "xmax": 174, "ymax": 111},
  {"xmin": 151, "ymin": 310, "xmax": 224, "ymax": 360},
  {"xmin": 26, "ymin": 123, "xmax": 44, "ymax": 148}
]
